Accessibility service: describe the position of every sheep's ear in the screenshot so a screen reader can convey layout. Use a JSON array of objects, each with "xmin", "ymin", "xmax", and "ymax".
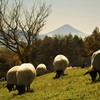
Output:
[{"xmin": 84, "ymin": 71, "xmax": 89, "ymax": 75}]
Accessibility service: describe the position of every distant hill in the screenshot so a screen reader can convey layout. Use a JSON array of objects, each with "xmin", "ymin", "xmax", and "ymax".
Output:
[
  {"xmin": 38, "ymin": 24, "xmax": 88, "ymax": 39},
  {"xmin": 46, "ymin": 24, "xmax": 88, "ymax": 37}
]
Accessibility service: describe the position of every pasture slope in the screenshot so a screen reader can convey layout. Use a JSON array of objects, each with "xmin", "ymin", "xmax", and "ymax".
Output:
[{"xmin": 0, "ymin": 67, "xmax": 100, "ymax": 100}]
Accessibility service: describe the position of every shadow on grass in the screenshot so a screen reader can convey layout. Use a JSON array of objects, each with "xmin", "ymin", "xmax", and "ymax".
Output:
[
  {"xmin": 13, "ymin": 89, "xmax": 35, "ymax": 96},
  {"xmin": 53, "ymin": 74, "xmax": 68, "ymax": 79},
  {"xmin": 85, "ymin": 79, "xmax": 100, "ymax": 85},
  {"xmin": 90, "ymin": 79, "xmax": 100, "ymax": 84}
]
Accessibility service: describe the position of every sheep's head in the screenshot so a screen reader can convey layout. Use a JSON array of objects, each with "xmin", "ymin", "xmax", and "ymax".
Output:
[
  {"xmin": 6, "ymin": 84, "xmax": 14, "ymax": 92},
  {"xmin": 84, "ymin": 69, "xmax": 97, "ymax": 81}
]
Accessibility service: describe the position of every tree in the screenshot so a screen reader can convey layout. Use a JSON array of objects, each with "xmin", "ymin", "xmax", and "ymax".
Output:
[
  {"xmin": 0, "ymin": 0, "xmax": 51, "ymax": 63},
  {"xmin": 34, "ymin": 34, "xmax": 85, "ymax": 70},
  {"xmin": 84, "ymin": 27, "xmax": 100, "ymax": 56},
  {"xmin": 34, "ymin": 36, "xmax": 54, "ymax": 70}
]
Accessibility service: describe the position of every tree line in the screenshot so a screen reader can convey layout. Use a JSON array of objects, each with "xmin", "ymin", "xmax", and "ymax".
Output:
[{"xmin": 0, "ymin": 27, "xmax": 100, "ymax": 71}]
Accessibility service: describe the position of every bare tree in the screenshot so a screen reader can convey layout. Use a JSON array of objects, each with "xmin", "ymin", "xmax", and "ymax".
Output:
[{"xmin": 0, "ymin": 0, "xmax": 51, "ymax": 63}]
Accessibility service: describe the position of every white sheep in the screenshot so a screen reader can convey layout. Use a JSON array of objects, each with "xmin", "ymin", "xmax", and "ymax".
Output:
[
  {"xmin": 53, "ymin": 54, "xmax": 69, "ymax": 78},
  {"xmin": 84, "ymin": 50, "xmax": 100, "ymax": 81},
  {"xmin": 16, "ymin": 63, "xmax": 36, "ymax": 94},
  {"xmin": 6, "ymin": 65, "xmax": 20, "ymax": 92},
  {"xmin": 36, "ymin": 63, "xmax": 47, "ymax": 76}
]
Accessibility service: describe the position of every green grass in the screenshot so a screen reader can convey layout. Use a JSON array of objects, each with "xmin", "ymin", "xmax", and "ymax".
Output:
[{"xmin": 0, "ymin": 67, "xmax": 100, "ymax": 100}]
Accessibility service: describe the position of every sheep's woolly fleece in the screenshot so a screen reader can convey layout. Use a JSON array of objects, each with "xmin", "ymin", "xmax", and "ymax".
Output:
[
  {"xmin": 36, "ymin": 64, "xmax": 47, "ymax": 76},
  {"xmin": 53, "ymin": 54, "xmax": 69, "ymax": 71},
  {"xmin": 16, "ymin": 63, "xmax": 36, "ymax": 86},
  {"xmin": 6, "ymin": 66, "xmax": 20, "ymax": 85},
  {"xmin": 91, "ymin": 50, "xmax": 100, "ymax": 71}
]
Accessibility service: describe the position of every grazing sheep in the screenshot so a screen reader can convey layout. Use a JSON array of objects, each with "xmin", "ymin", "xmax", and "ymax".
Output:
[
  {"xmin": 16, "ymin": 63, "xmax": 36, "ymax": 94},
  {"xmin": 84, "ymin": 50, "xmax": 100, "ymax": 81},
  {"xmin": 36, "ymin": 64, "xmax": 47, "ymax": 76},
  {"xmin": 53, "ymin": 54, "xmax": 69, "ymax": 78},
  {"xmin": 0, "ymin": 77, "xmax": 5, "ymax": 82},
  {"xmin": 6, "ymin": 65, "xmax": 20, "ymax": 92}
]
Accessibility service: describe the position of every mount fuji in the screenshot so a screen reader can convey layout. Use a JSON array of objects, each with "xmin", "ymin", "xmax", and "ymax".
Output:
[{"xmin": 39, "ymin": 24, "xmax": 88, "ymax": 39}]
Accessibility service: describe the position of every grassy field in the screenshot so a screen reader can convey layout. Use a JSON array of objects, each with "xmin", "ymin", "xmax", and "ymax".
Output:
[{"xmin": 0, "ymin": 67, "xmax": 100, "ymax": 100}]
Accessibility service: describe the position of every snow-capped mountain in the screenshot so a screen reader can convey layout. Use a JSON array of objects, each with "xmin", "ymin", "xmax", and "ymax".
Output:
[{"xmin": 46, "ymin": 24, "xmax": 88, "ymax": 38}]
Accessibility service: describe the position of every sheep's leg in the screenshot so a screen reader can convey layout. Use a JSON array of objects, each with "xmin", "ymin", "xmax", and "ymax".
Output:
[
  {"xmin": 12, "ymin": 85, "xmax": 15, "ymax": 90},
  {"xmin": 98, "ymin": 71, "xmax": 100, "ymax": 81},
  {"xmin": 57, "ymin": 70, "xmax": 63, "ymax": 78},
  {"xmin": 16, "ymin": 85, "xmax": 25, "ymax": 94},
  {"xmin": 54, "ymin": 70, "xmax": 63, "ymax": 78},
  {"xmin": 57, "ymin": 71, "xmax": 61, "ymax": 78},
  {"xmin": 89, "ymin": 69, "xmax": 97, "ymax": 82},
  {"xmin": 62, "ymin": 71, "xmax": 64, "ymax": 75},
  {"xmin": 13, "ymin": 85, "xmax": 17, "ymax": 90},
  {"xmin": 27, "ymin": 85, "xmax": 30, "ymax": 92},
  {"xmin": 55, "ymin": 73, "xmax": 58, "ymax": 78},
  {"xmin": 15, "ymin": 84, "xmax": 17, "ymax": 90}
]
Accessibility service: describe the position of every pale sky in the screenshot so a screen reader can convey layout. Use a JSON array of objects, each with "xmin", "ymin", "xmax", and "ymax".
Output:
[{"xmin": 11, "ymin": 0, "xmax": 100, "ymax": 34}]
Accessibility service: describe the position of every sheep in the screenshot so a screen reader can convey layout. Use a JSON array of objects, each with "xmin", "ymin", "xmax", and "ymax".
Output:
[
  {"xmin": 84, "ymin": 50, "xmax": 100, "ymax": 81},
  {"xmin": 36, "ymin": 63, "xmax": 47, "ymax": 76},
  {"xmin": 53, "ymin": 54, "xmax": 69, "ymax": 78},
  {"xmin": 16, "ymin": 63, "xmax": 36, "ymax": 94},
  {"xmin": 0, "ymin": 77, "xmax": 5, "ymax": 82},
  {"xmin": 6, "ymin": 65, "xmax": 20, "ymax": 92}
]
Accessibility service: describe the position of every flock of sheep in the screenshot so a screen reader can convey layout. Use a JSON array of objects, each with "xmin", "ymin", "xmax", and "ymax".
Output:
[
  {"xmin": 6, "ymin": 63, "xmax": 36, "ymax": 94},
  {"xmin": 6, "ymin": 54, "xmax": 69, "ymax": 94},
  {"xmin": 6, "ymin": 49, "xmax": 100, "ymax": 95}
]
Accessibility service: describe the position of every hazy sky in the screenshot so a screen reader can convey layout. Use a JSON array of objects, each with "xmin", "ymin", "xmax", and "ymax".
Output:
[{"xmin": 12, "ymin": 0, "xmax": 100, "ymax": 34}]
